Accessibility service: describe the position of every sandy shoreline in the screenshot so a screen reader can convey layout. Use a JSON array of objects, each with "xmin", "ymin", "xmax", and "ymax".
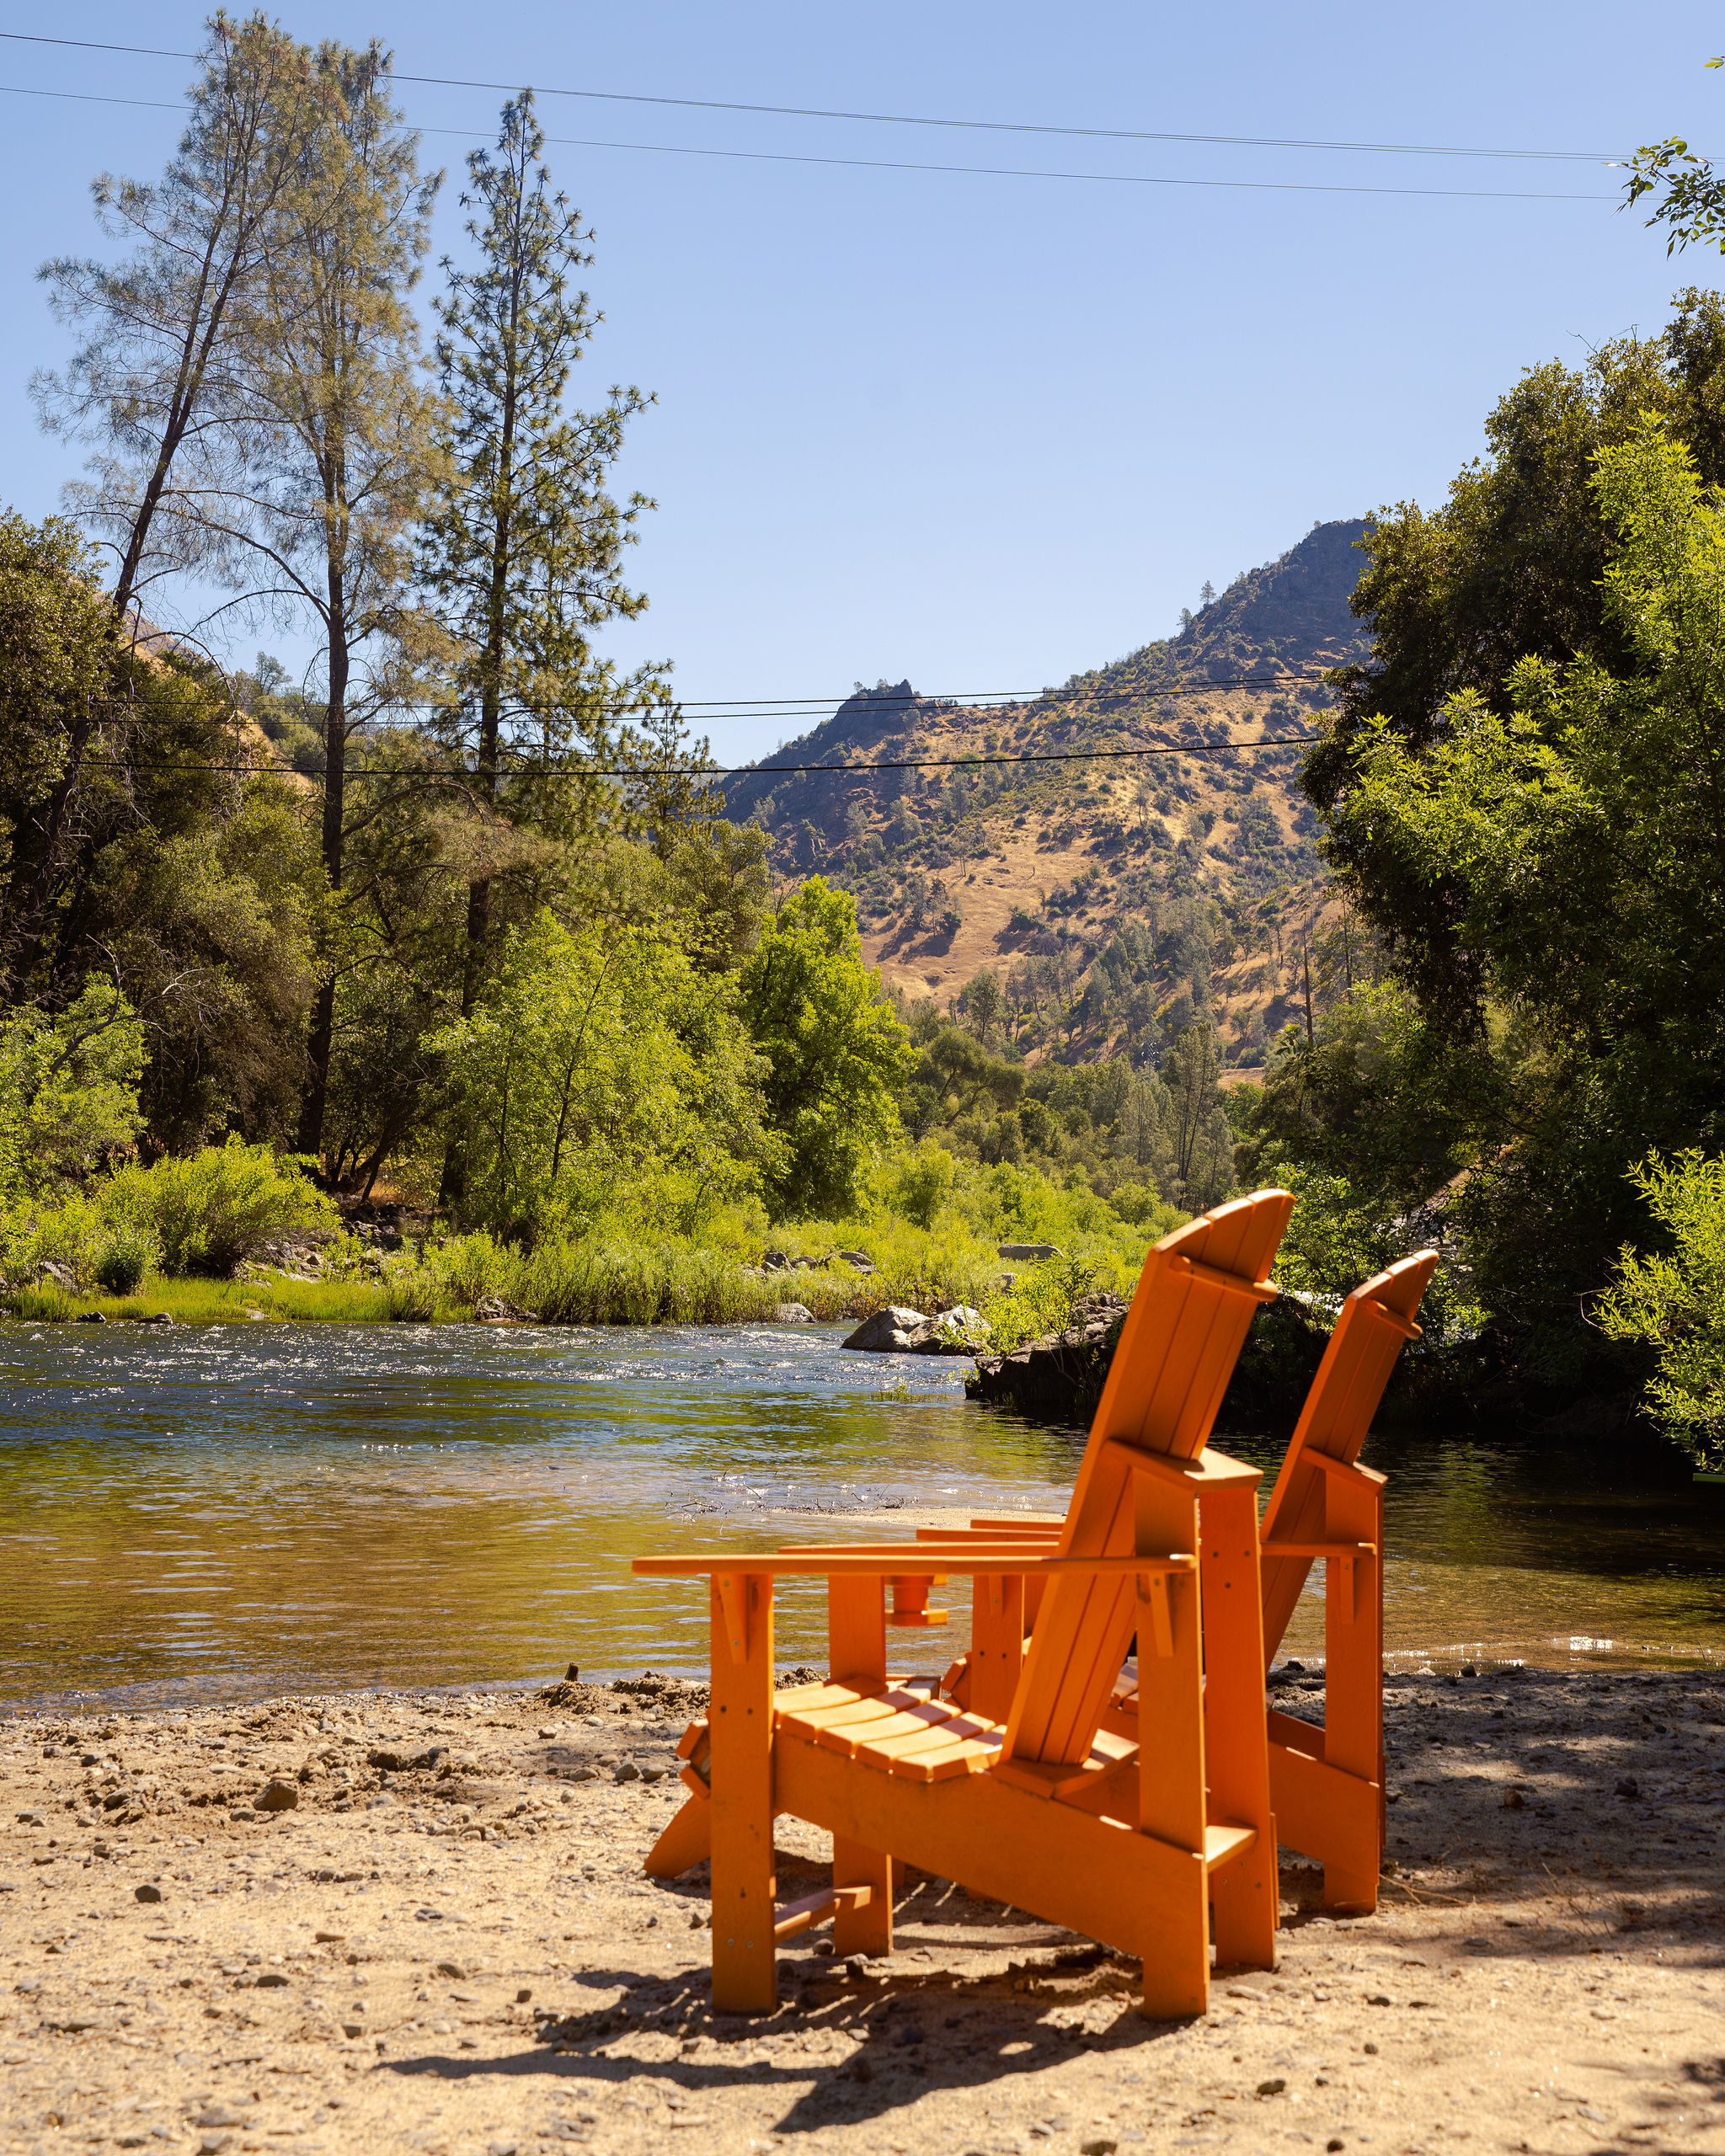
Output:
[{"xmin": 3, "ymin": 1665, "xmax": 1722, "ymax": 2155}]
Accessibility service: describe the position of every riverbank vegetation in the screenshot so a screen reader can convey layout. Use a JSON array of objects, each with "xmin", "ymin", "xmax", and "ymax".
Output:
[
  {"xmin": 11, "ymin": 19, "xmax": 1725, "ymax": 1463},
  {"xmin": 0, "ymin": 24, "xmax": 1194, "ymax": 1345},
  {"xmin": 1233, "ymin": 284, "xmax": 1725, "ymax": 1456}
]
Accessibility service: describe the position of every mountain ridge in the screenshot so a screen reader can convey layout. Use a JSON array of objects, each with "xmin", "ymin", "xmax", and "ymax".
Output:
[{"xmin": 723, "ymin": 516, "xmax": 1372, "ymax": 1069}]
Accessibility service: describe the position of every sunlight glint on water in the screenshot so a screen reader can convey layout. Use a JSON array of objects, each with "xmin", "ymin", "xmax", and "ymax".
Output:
[{"xmin": 0, "ymin": 1321, "xmax": 1718, "ymax": 1710}]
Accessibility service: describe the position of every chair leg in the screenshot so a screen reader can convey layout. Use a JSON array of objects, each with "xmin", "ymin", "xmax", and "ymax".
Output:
[
  {"xmin": 1134, "ymin": 1472, "xmax": 1210, "ymax": 2020},
  {"xmin": 708, "ymin": 1572, "xmax": 777, "ymax": 2011},
  {"xmin": 644, "ymin": 1790, "xmax": 711, "ymax": 1880},
  {"xmin": 832, "ymin": 1837, "xmax": 895, "ymax": 1956},
  {"xmin": 1321, "ymin": 1479, "xmax": 1385, "ymax": 1913},
  {"xmin": 827, "ymin": 1573, "xmax": 895, "ymax": 1961},
  {"xmin": 1199, "ymin": 1481, "xmax": 1277, "ymax": 1970}
]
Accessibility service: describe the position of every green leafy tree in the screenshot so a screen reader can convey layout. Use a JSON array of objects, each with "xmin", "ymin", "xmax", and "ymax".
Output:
[
  {"xmin": 1236, "ymin": 985, "xmax": 1502, "ymax": 1214},
  {"xmin": 430, "ymin": 908, "xmax": 778, "ymax": 1240},
  {"xmin": 1313, "ymin": 419, "xmax": 1725, "ymax": 1376},
  {"xmin": 1598, "ymin": 1150, "xmax": 1725, "ymax": 1470},
  {"xmin": 0, "ymin": 979, "xmax": 146, "ymax": 1209},
  {"xmin": 0, "ymin": 513, "xmax": 323, "ymax": 1139},
  {"xmin": 200, "ymin": 39, "xmax": 444, "ymax": 1155},
  {"xmin": 738, "ymin": 878, "xmax": 912, "ymax": 1219},
  {"xmin": 1308, "ymin": 293, "xmax": 1725, "ymax": 1029},
  {"xmin": 0, "ymin": 512, "xmax": 117, "ymax": 980},
  {"xmin": 1162, "ymin": 1024, "xmax": 1235, "ymax": 1209},
  {"xmin": 957, "ymin": 967, "xmax": 1004, "ymax": 1048}
]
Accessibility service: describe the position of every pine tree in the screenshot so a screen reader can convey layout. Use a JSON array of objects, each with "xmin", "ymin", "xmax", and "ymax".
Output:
[{"xmin": 419, "ymin": 92, "xmax": 669, "ymax": 1012}]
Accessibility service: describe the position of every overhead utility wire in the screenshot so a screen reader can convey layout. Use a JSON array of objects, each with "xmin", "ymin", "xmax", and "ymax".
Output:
[
  {"xmin": 73, "ymin": 733, "xmax": 1322, "ymax": 782},
  {"xmin": 0, "ymin": 34, "xmax": 1626, "ymax": 163},
  {"xmin": 0, "ymin": 80, "xmax": 1615, "ymax": 200},
  {"xmin": 377, "ymin": 669, "xmax": 1335, "ymax": 715}
]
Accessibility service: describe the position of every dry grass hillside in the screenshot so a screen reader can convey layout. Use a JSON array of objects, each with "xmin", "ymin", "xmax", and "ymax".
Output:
[{"xmin": 721, "ymin": 518, "xmax": 1372, "ymax": 1070}]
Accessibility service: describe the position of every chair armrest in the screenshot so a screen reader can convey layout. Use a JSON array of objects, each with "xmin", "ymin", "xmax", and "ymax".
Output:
[{"xmin": 633, "ymin": 1549, "xmax": 1196, "ymax": 1577}]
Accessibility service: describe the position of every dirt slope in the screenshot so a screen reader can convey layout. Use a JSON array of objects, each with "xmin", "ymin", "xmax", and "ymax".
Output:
[{"xmin": 723, "ymin": 519, "xmax": 1372, "ymax": 1064}]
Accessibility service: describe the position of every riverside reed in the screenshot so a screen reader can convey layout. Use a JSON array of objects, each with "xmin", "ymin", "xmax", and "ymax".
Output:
[{"xmin": 4, "ymin": 1231, "xmax": 1144, "ymax": 1336}]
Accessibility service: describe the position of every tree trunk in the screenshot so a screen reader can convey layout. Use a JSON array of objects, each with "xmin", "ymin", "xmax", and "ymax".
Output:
[{"xmin": 297, "ymin": 581, "xmax": 350, "ymax": 1161}]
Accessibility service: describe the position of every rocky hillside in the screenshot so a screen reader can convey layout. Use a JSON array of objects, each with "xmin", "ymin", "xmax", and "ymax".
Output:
[{"xmin": 722, "ymin": 518, "xmax": 1372, "ymax": 1069}]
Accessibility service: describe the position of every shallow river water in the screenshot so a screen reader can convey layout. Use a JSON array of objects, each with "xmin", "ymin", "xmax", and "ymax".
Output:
[{"xmin": 0, "ymin": 1320, "xmax": 1719, "ymax": 1711}]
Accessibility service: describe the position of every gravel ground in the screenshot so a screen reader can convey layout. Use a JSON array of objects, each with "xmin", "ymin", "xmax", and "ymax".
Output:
[{"xmin": 2, "ymin": 1665, "xmax": 1723, "ymax": 2156}]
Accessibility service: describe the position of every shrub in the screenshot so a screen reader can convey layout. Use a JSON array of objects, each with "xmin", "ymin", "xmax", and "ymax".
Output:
[
  {"xmin": 985, "ymin": 1253, "xmax": 1135, "ymax": 1355},
  {"xmin": 106, "ymin": 1139, "xmax": 333, "ymax": 1277},
  {"xmin": 91, "ymin": 1226, "xmax": 157, "ymax": 1295},
  {"xmin": 889, "ymin": 1142, "xmax": 956, "ymax": 1230},
  {"xmin": 430, "ymin": 1231, "xmax": 511, "ymax": 1313},
  {"xmin": 379, "ymin": 1249, "xmax": 440, "ymax": 1322}
]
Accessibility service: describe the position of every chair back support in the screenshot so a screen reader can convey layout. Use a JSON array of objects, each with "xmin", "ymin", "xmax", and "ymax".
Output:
[
  {"xmin": 1002, "ymin": 1190, "xmax": 1295, "ymax": 1768},
  {"xmin": 1257, "ymin": 1251, "xmax": 1438, "ymax": 1662}
]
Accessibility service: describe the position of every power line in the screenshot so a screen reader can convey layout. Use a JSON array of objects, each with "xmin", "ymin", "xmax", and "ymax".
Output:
[
  {"xmin": 359, "ymin": 668, "xmax": 1335, "ymax": 716},
  {"xmin": 0, "ymin": 32, "xmax": 1627, "ymax": 163},
  {"xmin": 0, "ymin": 78, "xmax": 1621, "ymax": 202},
  {"xmin": 0, "ymin": 77, "xmax": 1616, "ymax": 201},
  {"xmin": 70, "ymin": 732, "xmax": 1321, "ymax": 782}
]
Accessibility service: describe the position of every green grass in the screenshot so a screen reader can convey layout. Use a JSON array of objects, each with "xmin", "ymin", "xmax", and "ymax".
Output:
[
  {"xmin": 2, "ymin": 1211, "xmax": 1160, "ymax": 1336},
  {"xmin": 7, "ymin": 1273, "xmax": 393, "ymax": 1325}
]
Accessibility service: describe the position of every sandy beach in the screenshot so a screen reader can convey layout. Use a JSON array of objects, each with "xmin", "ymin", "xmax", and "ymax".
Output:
[{"xmin": 2, "ymin": 1663, "xmax": 1722, "ymax": 2156}]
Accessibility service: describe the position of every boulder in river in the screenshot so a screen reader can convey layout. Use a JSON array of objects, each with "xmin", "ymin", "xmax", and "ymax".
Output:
[
  {"xmin": 907, "ymin": 1305, "xmax": 991, "ymax": 1355},
  {"xmin": 841, "ymin": 1305, "xmax": 991, "ymax": 1355},
  {"xmin": 841, "ymin": 1305, "xmax": 929, "ymax": 1351},
  {"xmin": 770, "ymin": 1302, "xmax": 814, "ymax": 1323}
]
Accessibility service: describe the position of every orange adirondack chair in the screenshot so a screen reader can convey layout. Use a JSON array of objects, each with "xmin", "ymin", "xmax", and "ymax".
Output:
[
  {"xmin": 939, "ymin": 1252, "xmax": 1439, "ymax": 1914},
  {"xmin": 1252, "ymin": 1251, "xmax": 1436, "ymax": 1909},
  {"xmin": 633, "ymin": 1190, "xmax": 1295, "ymax": 2019}
]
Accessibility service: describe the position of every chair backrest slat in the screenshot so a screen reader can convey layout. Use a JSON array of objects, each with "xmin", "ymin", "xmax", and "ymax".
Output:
[
  {"xmin": 1002, "ymin": 1190, "xmax": 1295, "ymax": 1768},
  {"xmin": 1258, "ymin": 1251, "xmax": 1438, "ymax": 1663}
]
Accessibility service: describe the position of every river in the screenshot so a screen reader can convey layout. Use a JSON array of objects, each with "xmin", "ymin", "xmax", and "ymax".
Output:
[{"xmin": 0, "ymin": 1321, "xmax": 1718, "ymax": 1712}]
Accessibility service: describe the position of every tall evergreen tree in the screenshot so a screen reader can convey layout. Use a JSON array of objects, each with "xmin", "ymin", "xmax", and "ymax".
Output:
[{"xmin": 420, "ymin": 92, "xmax": 668, "ymax": 1013}]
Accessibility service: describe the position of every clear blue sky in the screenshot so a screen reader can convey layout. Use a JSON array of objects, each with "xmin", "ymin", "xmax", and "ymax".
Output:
[{"xmin": 0, "ymin": 3, "xmax": 1720, "ymax": 765}]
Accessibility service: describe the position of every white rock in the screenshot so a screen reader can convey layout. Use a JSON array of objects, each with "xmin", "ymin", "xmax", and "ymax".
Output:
[{"xmin": 840, "ymin": 1305, "xmax": 929, "ymax": 1352}]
